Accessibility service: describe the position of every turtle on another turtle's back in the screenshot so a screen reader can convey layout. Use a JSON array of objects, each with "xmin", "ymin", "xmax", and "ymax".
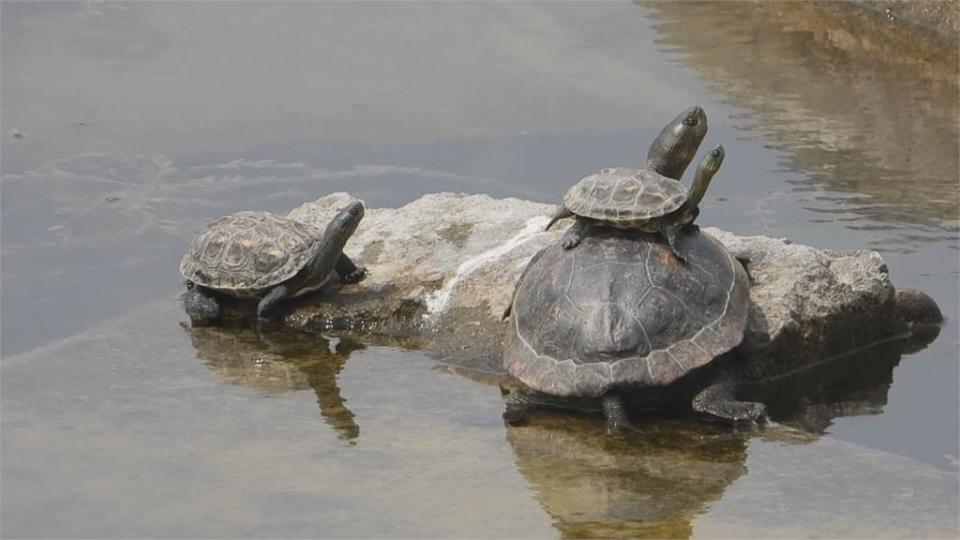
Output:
[
  {"xmin": 503, "ymin": 105, "xmax": 760, "ymax": 430},
  {"xmin": 546, "ymin": 105, "xmax": 724, "ymax": 261},
  {"xmin": 502, "ymin": 227, "xmax": 756, "ymax": 430}
]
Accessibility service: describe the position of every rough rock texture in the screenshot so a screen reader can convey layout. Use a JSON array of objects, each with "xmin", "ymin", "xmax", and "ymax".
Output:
[
  {"xmin": 283, "ymin": 192, "xmax": 926, "ymax": 374},
  {"xmin": 703, "ymin": 230, "xmax": 905, "ymax": 375}
]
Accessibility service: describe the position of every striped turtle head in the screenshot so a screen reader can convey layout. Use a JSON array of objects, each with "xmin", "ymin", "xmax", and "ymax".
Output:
[{"xmin": 646, "ymin": 105, "xmax": 708, "ymax": 180}]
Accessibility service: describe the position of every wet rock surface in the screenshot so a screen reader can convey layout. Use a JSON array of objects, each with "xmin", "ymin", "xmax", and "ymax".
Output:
[{"xmin": 281, "ymin": 192, "xmax": 935, "ymax": 374}]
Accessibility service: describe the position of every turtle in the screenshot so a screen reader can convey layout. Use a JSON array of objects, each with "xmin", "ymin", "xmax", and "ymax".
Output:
[
  {"xmin": 501, "ymin": 224, "xmax": 751, "ymax": 431},
  {"xmin": 180, "ymin": 200, "xmax": 367, "ymax": 325},
  {"xmin": 545, "ymin": 105, "xmax": 722, "ymax": 260}
]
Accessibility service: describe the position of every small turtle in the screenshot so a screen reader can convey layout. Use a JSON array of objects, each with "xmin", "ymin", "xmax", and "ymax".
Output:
[
  {"xmin": 546, "ymin": 106, "xmax": 723, "ymax": 260},
  {"xmin": 501, "ymin": 226, "xmax": 751, "ymax": 431},
  {"xmin": 180, "ymin": 201, "xmax": 367, "ymax": 324}
]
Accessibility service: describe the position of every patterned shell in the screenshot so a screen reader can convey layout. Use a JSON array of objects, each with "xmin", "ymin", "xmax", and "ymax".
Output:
[
  {"xmin": 503, "ymin": 228, "xmax": 749, "ymax": 397},
  {"xmin": 180, "ymin": 211, "xmax": 322, "ymax": 291},
  {"xmin": 563, "ymin": 167, "xmax": 688, "ymax": 223}
]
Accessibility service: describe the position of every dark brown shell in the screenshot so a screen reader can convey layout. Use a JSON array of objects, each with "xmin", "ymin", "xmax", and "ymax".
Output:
[
  {"xmin": 179, "ymin": 211, "xmax": 321, "ymax": 292},
  {"xmin": 563, "ymin": 167, "xmax": 688, "ymax": 224},
  {"xmin": 503, "ymin": 229, "xmax": 749, "ymax": 397}
]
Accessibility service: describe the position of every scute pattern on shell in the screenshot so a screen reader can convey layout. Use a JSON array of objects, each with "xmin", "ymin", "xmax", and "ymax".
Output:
[
  {"xmin": 504, "ymin": 229, "xmax": 749, "ymax": 397},
  {"xmin": 563, "ymin": 167, "xmax": 688, "ymax": 223},
  {"xmin": 180, "ymin": 211, "xmax": 322, "ymax": 291}
]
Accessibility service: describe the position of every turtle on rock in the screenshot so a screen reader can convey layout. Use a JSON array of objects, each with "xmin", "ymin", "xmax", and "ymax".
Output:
[
  {"xmin": 501, "ymin": 224, "xmax": 752, "ymax": 431},
  {"xmin": 546, "ymin": 105, "xmax": 723, "ymax": 261},
  {"xmin": 180, "ymin": 200, "xmax": 367, "ymax": 325}
]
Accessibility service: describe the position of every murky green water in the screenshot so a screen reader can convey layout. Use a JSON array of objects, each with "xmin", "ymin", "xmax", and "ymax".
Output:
[{"xmin": 2, "ymin": 2, "xmax": 957, "ymax": 537}]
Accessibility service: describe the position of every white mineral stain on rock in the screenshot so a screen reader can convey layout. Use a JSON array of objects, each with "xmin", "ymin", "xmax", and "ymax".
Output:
[{"xmin": 424, "ymin": 215, "xmax": 550, "ymax": 316}]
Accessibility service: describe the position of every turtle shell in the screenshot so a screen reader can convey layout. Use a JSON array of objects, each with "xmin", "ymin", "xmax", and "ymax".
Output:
[
  {"xmin": 180, "ymin": 211, "xmax": 322, "ymax": 294},
  {"xmin": 563, "ymin": 167, "xmax": 688, "ymax": 225},
  {"xmin": 503, "ymin": 228, "xmax": 749, "ymax": 397}
]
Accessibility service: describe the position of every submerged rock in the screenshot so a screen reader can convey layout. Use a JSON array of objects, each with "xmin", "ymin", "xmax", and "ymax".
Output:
[{"xmin": 282, "ymin": 192, "xmax": 937, "ymax": 373}]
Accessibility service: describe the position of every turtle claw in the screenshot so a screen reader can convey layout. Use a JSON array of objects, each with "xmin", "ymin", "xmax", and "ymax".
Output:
[
  {"xmin": 667, "ymin": 247, "xmax": 687, "ymax": 265},
  {"xmin": 727, "ymin": 403, "xmax": 769, "ymax": 432},
  {"xmin": 561, "ymin": 235, "xmax": 582, "ymax": 250},
  {"xmin": 342, "ymin": 266, "xmax": 368, "ymax": 285}
]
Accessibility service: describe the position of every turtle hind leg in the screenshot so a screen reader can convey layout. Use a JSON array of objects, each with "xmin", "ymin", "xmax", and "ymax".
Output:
[
  {"xmin": 182, "ymin": 283, "xmax": 221, "ymax": 326},
  {"xmin": 560, "ymin": 217, "xmax": 590, "ymax": 250},
  {"xmin": 501, "ymin": 386, "xmax": 536, "ymax": 426},
  {"xmin": 256, "ymin": 284, "xmax": 292, "ymax": 323},
  {"xmin": 692, "ymin": 382, "xmax": 768, "ymax": 429}
]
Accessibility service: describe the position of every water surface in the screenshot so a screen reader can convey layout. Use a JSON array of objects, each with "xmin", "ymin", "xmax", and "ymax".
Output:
[{"xmin": 2, "ymin": 2, "xmax": 957, "ymax": 537}]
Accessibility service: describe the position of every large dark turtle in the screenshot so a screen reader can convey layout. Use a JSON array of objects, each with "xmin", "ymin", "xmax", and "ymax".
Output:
[
  {"xmin": 545, "ymin": 106, "xmax": 722, "ymax": 260},
  {"xmin": 502, "ymin": 226, "xmax": 751, "ymax": 431},
  {"xmin": 180, "ymin": 200, "xmax": 367, "ymax": 324}
]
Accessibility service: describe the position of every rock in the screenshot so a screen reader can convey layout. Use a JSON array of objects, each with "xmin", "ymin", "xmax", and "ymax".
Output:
[
  {"xmin": 893, "ymin": 287, "xmax": 944, "ymax": 325},
  {"xmin": 283, "ymin": 192, "xmax": 930, "ymax": 374}
]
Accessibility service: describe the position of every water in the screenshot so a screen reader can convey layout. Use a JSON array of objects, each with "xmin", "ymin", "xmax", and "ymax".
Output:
[{"xmin": 2, "ymin": 2, "xmax": 957, "ymax": 537}]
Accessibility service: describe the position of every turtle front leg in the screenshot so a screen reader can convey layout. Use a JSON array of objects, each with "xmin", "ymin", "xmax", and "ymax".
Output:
[
  {"xmin": 182, "ymin": 283, "xmax": 221, "ymax": 326},
  {"xmin": 335, "ymin": 253, "xmax": 368, "ymax": 285},
  {"xmin": 684, "ymin": 206, "xmax": 701, "ymax": 232},
  {"xmin": 560, "ymin": 217, "xmax": 590, "ymax": 250},
  {"xmin": 257, "ymin": 284, "xmax": 292, "ymax": 322},
  {"xmin": 656, "ymin": 221, "xmax": 686, "ymax": 263},
  {"xmin": 692, "ymin": 381, "xmax": 768, "ymax": 429},
  {"xmin": 601, "ymin": 392, "xmax": 636, "ymax": 433}
]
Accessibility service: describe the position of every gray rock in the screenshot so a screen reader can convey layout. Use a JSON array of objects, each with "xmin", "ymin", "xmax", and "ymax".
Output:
[{"xmin": 283, "ymin": 192, "xmax": 931, "ymax": 373}]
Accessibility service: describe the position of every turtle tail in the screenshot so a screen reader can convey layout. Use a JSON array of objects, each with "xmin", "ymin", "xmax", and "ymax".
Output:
[{"xmin": 545, "ymin": 205, "xmax": 574, "ymax": 231}]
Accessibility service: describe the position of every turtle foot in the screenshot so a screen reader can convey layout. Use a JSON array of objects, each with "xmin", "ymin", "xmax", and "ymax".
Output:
[
  {"xmin": 342, "ymin": 266, "xmax": 368, "ymax": 285},
  {"xmin": 692, "ymin": 383, "xmax": 769, "ymax": 428},
  {"xmin": 668, "ymin": 247, "xmax": 687, "ymax": 265},
  {"xmin": 560, "ymin": 218, "xmax": 588, "ymax": 249},
  {"xmin": 503, "ymin": 405, "xmax": 531, "ymax": 426},
  {"xmin": 182, "ymin": 286, "xmax": 221, "ymax": 326},
  {"xmin": 728, "ymin": 402, "xmax": 769, "ymax": 431},
  {"xmin": 561, "ymin": 236, "xmax": 582, "ymax": 250},
  {"xmin": 501, "ymin": 386, "xmax": 534, "ymax": 426}
]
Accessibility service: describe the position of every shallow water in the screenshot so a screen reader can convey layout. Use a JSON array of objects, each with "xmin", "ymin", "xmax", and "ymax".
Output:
[{"xmin": 2, "ymin": 2, "xmax": 958, "ymax": 537}]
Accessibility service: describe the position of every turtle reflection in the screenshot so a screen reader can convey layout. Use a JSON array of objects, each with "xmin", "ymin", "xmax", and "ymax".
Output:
[
  {"xmin": 506, "ymin": 418, "xmax": 747, "ymax": 538},
  {"xmin": 502, "ymin": 331, "xmax": 938, "ymax": 537},
  {"xmin": 182, "ymin": 324, "xmax": 364, "ymax": 441}
]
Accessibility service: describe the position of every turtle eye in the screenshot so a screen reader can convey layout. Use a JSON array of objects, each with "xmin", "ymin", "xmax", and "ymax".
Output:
[{"xmin": 682, "ymin": 116, "xmax": 697, "ymax": 126}]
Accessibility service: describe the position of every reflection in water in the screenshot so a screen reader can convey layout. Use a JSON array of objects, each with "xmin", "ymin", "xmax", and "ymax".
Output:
[
  {"xmin": 183, "ymin": 324, "xmax": 364, "ymax": 442},
  {"xmin": 744, "ymin": 327, "xmax": 940, "ymax": 433},
  {"xmin": 641, "ymin": 1, "xmax": 959, "ymax": 252},
  {"xmin": 502, "ymin": 331, "xmax": 938, "ymax": 537},
  {"xmin": 507, "ymin": 418, "xmax": 748, "ymax": 539}
]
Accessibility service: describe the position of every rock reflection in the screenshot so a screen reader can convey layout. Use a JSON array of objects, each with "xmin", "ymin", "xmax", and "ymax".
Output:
[
  {"xmin": 502, "ymin": 329, "xmax": 938, "ymax": 537},
  {"xmin": 641, "ymin": 1, "xmax": 959, "ymax": 251},
  {"xmin": 182, "ymin": 324, "xmax": 364, "ymax": 442}
]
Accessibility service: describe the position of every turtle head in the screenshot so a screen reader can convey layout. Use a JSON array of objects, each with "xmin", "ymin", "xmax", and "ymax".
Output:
[
  {"xmin": 646, "ymin": 105, "xmax": 708, "ymax": 180},
  {"xmin": 687, "ymin": 144, "xmax": 725, "ymax": 210},
  {"xmin": 324, "ymin": 200, "xmax": 365, "ymax": 249}
]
